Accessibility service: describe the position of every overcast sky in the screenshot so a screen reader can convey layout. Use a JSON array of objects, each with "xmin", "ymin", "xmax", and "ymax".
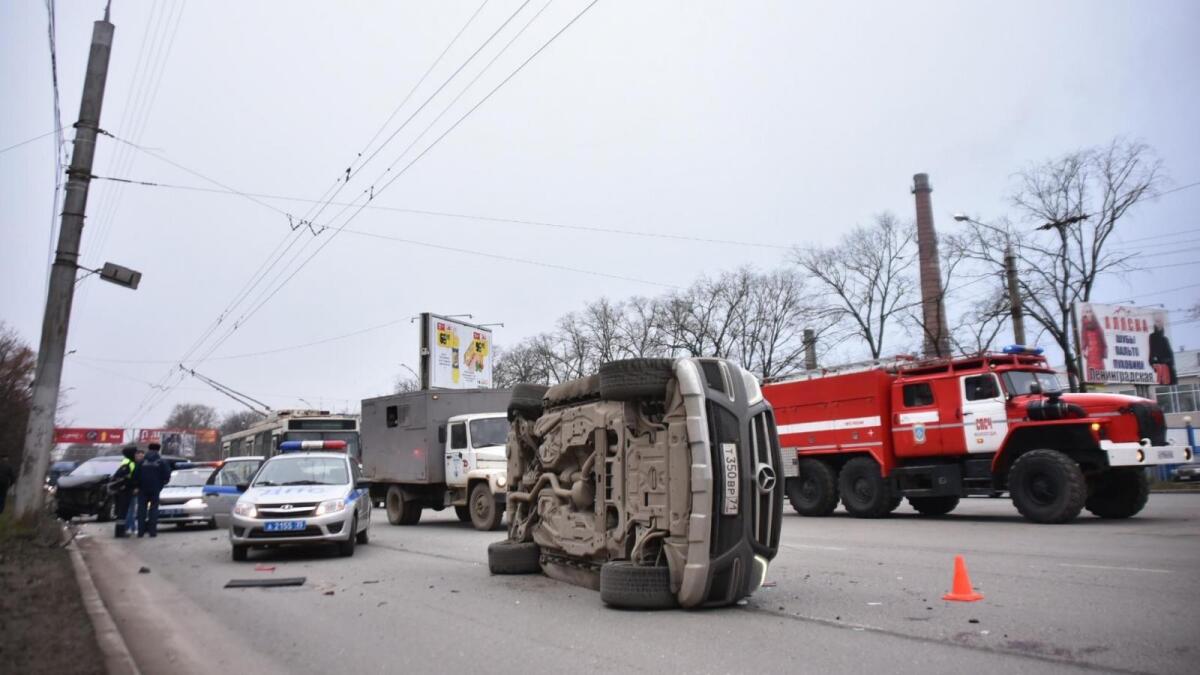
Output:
[{"xmin": 2, "ymin": 0, "xmax": 1198, "ymax": 428}]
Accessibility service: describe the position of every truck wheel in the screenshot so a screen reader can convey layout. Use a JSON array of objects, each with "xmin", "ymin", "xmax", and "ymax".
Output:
[
  {"xmin": 908, "ymin": 495, "xmax": 960, "ymax": 516},
  {"xmin": 469, "ymin": 483, "xmax": 503, "ymax": 531},
  {"xmin": 385, "ymin": 486, "xmax": 421, "ymax": 526},
  {"xmin": 838, "ymin": 457, "xmax": 894, "ymax": 518},
  {"xmin": 599, "ymin": 562, "xmax": 677, "ymax": 610},
  {"xmin": 1009, "ymin": 449, "xmax": 1086, "ymax": 524},
  {"xmin": 488, "ymin": 541, "xmax": 541, "ymax": 574},
  {"xmin": 508, "ymin": 383, "xmax": 549, "ymax": 421},
  {"xmin": 785, "ymin": 459, "xmax": 838, "ymax": 516},
  {"xmin": 454, "ymin": 505, "xmax": 471, "ymax": 522},
  {"xmin": 598, "ymin": 358, "xmax": 675, "ymax": 401},
  {"xmin": 1085, "ymin": 468, "xmax": 1149, "ymax": 519},
  {"xmin": 231, "ymin": 545, "xmax": 248, "ymax": 562}
]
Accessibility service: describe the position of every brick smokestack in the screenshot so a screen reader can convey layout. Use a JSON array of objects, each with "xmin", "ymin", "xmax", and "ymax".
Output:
[{"xmin": 912, "ymin": 173, "xmax": 950, "ymax": 357}]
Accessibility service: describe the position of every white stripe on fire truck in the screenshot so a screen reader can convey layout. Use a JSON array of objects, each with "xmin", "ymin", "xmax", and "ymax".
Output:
[
  {"xmin": 777, "ymin": 416, "xmax": 882, "ymax": 435},
  {"xmin": 898, "ymin": 411, "xmax": 939, "ymax": 424}
]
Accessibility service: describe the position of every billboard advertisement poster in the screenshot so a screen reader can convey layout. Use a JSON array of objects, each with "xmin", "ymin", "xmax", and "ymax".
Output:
[
  {"xmin": 158, "ymin": 431, "xmax": 196, "ymax": 458},
  {"xmin": 1076, "ymin": 302, "xmax": 1176, "ymax": 385},
  {"xmin": 426, "ymin": 314, "xmax": 493, "ymax": 389},
  {"xmin": 54, "ymin": 428, "xmax": 125, "ymax": 445},
  {"xmin": 138, "ymin": 428, "xmax": 218, "ymax": 445}
]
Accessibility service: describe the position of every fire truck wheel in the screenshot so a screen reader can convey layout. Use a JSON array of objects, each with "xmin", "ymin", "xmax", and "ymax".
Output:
[
  {"xmin": 598, "ymin": 358, "xmax": 675, "ymax": 401},
  {"xmin": 508, "ymin": 383, "xmax": 549, "ymax": 421},
  {"xmin": 838, "ymin": 457, "xmax": 894, "ymax": 518},
  {"xmin": 1009, "ymin": 449, "xmax": 1086, "ymax": 524},
  {"xmin": 1085, "ymin": 468, "xmax": 1149, "ymax": 519},
  {"xmin": 786, "ymin": 460, "xmax": 839, "ymax": 516},
  {"xmin": 908, "ymin": 495, "xmax": 960, "ymax": 516}
]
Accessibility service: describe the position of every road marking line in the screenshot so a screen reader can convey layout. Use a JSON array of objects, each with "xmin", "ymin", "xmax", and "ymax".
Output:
[
  {"xmin": 782, "ymin": 543, "xmax": 847, "ymax": 552},
  {"xmin": 1059, "ymin": 563, "xmax": 1171, "ymax": 574}
]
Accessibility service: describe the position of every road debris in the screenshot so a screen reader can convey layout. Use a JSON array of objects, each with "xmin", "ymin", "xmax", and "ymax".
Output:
[{"xmin": 224, "ymin": 577, "xmax": 306, "ymax": 589}]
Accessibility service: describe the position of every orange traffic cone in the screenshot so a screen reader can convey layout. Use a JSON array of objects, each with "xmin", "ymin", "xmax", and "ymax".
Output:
[{"xmin": 942, "ymin": 555, "xmax": 984, "ymax": 602}]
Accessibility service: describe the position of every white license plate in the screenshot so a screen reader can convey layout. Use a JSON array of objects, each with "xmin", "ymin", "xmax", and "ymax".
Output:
[
  {"xmin": 721, "ymin": 442, "xmax": 739, "ymax": 516},
  {"xmin": 264, "ymin": 520, "xmax": 307, "ymax": 532}
]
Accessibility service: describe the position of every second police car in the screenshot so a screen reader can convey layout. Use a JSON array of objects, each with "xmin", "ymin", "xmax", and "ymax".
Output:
[{"xmin": 228, "ymin": 440, "xmax": 371, "ymax": 561}]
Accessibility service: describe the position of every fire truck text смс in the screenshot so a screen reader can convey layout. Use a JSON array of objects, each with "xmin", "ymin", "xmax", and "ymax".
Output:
[{"xmin": 764, "ymin": 347, "xmax": 1192, "ymax": 524}]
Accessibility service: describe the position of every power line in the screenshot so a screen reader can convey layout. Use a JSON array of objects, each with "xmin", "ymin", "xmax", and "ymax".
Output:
[
  {"xmin": 90, "ymin": 173, "xmax": 788, "ymax": 249},
  {"xmin": 1156, "ymin": 180, "xmax": 1200, "ymax": 198},
  {"xmin": 0, "ymin": 128, "xmax": 61, "ymax": 156}
]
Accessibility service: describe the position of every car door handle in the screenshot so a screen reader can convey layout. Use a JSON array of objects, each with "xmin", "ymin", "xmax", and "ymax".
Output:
[{"xmin": 963, "ymin": 412, "xmax": 975, "ymax": 417}]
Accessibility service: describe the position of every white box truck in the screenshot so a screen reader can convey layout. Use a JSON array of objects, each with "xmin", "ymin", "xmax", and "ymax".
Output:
[{"xmin": 361, "ymin": 389, "xmax": 512, "ymax": 530}]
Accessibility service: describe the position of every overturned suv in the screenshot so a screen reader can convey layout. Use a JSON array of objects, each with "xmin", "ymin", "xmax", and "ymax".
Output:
[{"xmin": 488, "ymin": 358, "xmax": 783, "ymax": 609}]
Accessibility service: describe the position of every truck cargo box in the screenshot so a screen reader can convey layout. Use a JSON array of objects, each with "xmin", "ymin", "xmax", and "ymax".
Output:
[{"xmin": 361, "ymin": 389, "xmax": 513, "ymax": 485}]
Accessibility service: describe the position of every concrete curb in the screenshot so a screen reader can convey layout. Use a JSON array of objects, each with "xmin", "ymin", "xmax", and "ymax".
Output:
[{"xmin": 66, "ymin": 534, "xmax": 141, "ymax": 675}]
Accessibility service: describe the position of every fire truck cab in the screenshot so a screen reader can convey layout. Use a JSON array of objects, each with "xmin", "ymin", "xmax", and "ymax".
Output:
[{"xmin": 764, "ymin": 347, "xmax": 1193, "ymax": 524}]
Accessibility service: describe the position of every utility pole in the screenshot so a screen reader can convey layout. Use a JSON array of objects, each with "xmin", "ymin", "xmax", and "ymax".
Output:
[
  {"xmin": 13, "ymin": 9, "xmax": 115, "ymax": 525},
  {"xmin": 1004, "ymin": 245, "xmax": 1026, "ymax": 345}
]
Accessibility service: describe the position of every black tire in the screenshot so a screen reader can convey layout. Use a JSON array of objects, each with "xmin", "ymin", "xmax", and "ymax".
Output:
[
  {"xmin": 386, "ymin": 486, "xmax": 422, "ymax": 525},
  {"xmin": 598, "ymin": 359, "xmax": 675, "ymax": 401},
  {"xmin": 356, "ymin": 518, "xmax": 371, "ymax": 544},
  {"xmin": 886, "ymin": 494, "xmax": 904, "ymax": 513},
  {"xmin": 338, "ymin": 517, "xmax": 357, "ymax": 557},
  {"xmin": 785, "ymin": 459, "xmax": 839, "ymax": 516},
  {"xmin": 908, "ymin": 495, "xmax": 960, "ymax": 516},
  {"xmin": 1008, "ymin": 449, "xmax": 1086, "ymax": 524},
  {"xmin": 487, "ymin": 541, "xmax": 541, "ymax": 574},
  {"xmin": 454, "ymin": 505, "xmax": 471, "ymax": 522},
  {"xmin": 469, "ymin": 483, "xmax": 503, "ymax": 531},
  {"xmin": 231, "ymin": 545, "xmax": 248, "ymax": 562},
  {"xmin": 544, "ymin": 374, "xmax": 601, "ymax": 407},
  {"xmin": 508, "ymin": 383, "xmax": 549, "ymax": 421},
  {"xmin": 96, "ymin": 500, "xmax": 116, "ymax": 523},
  {"xmin": 599, "ymin": 562, "xmax": 677, "ymax": 610},
  {"xmin": 838, "ymin": 456, "xmax": 894, "ymax": 518},
  {"xmin": 57, "ymin": 509, "xmax": 75, "ymax": 522},
  {"xmin": 1085, "ymin": 468, "xmax": 1149, "ymax": 519}
]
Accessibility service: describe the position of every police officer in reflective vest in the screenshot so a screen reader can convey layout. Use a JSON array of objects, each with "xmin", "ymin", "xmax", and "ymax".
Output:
[{"xmin": 109, "ymin": 446, "xmax": 139, "ymax": 538}]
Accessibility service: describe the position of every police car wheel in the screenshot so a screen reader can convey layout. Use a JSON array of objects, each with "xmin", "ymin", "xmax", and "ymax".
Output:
[
  {"xmin": 339, "ymin": 516, "xmax": 357, "ymax": 557},
  {"xmin": 231, "ymin": 545, "xmax": 248, "ymax": 562},
  {"xmin": 355, "ymin": 521, "xmax": 370, "ymax": 545}
]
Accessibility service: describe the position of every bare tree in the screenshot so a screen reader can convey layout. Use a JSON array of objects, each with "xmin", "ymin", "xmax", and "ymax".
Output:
[
  {"xmin": 392, "ymin": 374, "xmax": 421, "ymax": 393},
  {"xmin": 793, "ymin": 213, "xmax": 917, "ymax": 359},
  {"xmin": 493, "ymin": 340, "xmax": 552, "ymax": 387},
  {"xmin": 0, "ymin": 323, "xmax": 36, "ymax": 471},
  {"xmin": 960, "ymin": 139, "xmax": 1162, "ymax": 390},
  {"xmin": 164, "ymin": 403, "xmax": 219, "ymax": 430},
  {"xmin": 219, "ymin": 409, "xmax": 265, "ymax": 436}
]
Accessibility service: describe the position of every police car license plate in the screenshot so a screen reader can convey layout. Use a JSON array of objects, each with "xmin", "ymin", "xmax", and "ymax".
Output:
[
  {"xmin": 159, "ymin": 509, "xmax": 182, "ymax": 518},
  {"xmin": 264, "ymin": 520, "xmax": 306, "ymax": 532}
]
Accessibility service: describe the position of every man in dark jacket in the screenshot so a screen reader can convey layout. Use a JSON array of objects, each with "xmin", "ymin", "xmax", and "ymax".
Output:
[
  {"xmin": 136, "ymin": 442, "xmax": 171, "ymax": 537},
  {"xmin": 109, "ymin": 446, "xmax": 139, "ymax": 538}
]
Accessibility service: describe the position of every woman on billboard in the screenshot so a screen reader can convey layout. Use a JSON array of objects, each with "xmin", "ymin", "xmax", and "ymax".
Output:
[
  {"xmin": 1149, "ymin": 311, "xmax": 1177, "ymax": 385},
  {"xmin": 1079, "ymin": 304, "xmax": 1107, "ymax": 379}
]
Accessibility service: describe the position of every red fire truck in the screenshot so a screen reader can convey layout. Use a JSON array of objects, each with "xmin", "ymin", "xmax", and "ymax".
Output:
[{"xmin": 764, "ymin": 347, "xmax": 1193, "ymax": 524}]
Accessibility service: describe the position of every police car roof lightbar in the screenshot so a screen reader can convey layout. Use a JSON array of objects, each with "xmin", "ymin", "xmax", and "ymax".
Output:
[
  {"xmin": 1002, "ymin": 345, "xmax": 1045, "ymax": 356},
  {"xmin": 279, "ymin": 440, "xmax": 348, "ymax": 452}
]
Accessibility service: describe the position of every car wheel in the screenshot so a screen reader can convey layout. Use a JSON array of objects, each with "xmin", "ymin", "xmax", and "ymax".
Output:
[
  {"xmin": 96, "ymin": 499, "xmax": 116, "ymax": 523},
  {"xmin": 339, "ymin": 516, "xmax": 357, "ymax": 557},
  {"xmin": 508, "ymin": 383, "xmax": 549, "ymax": 421},
  {"xmin": 598, "ymin": 358, "xmax": 675, "ymax": 401},
  {"xmin": 838, "ymin": 457, "xmax": 894, "ymax": 518},
  {"xmin": 232, "ymin": 545, "xmax": 248, "ymax": 562},
  {"xmin": 908, "ymin": 495, "xmax": 960, "ymax": 516},
  {"xmin": 785, "ymin": 459, "xmax": 839, "ymax": 516},
  {"xmin": 487, "ymin": 541, "xmax": 541, "ymax": 574},
  {"xmin": 1009, "ymin": 449, "xmax": 1086, "ymax": 524},
  {"xmin": 599, "ymin": 562, "xmax": 677, "ymax": 609},
  {"xmin": 454, "ymin": 505, "xmax": 471, "ymax": 522},
  {"xmin": 1085, "ymin": 468, "xmax": 1149, "ymax": 519},
  {"xmin": 355, "ymin": 520, "xmax": 370, "ymax": 545},
  {"xmin": 469, "ymin": 483, "xmax": 503, "ymax": 531}
]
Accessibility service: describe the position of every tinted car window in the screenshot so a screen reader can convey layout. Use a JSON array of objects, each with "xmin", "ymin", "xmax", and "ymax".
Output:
[
  {"xmin": 450, "ymin": 424, "xmax": 467, "ymax": 450},
  {"xmin": 214, "ymin": 460, "xmax": 260, "ymax": 486},
  {"xmin": 965, "ymin": 375, "xmax": 1000, "ymax": 401},
  {"xmin": 71, "ymin": 458, "xmax": 123, "ymax": 476}
]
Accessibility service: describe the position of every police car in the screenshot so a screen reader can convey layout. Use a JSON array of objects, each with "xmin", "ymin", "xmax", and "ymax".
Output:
[{"xmin": 228, "ymin": 441, "xmax": 371, "ymax": 561}]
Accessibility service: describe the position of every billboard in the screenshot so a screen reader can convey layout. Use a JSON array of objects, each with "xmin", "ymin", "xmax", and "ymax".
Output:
[
  {"xmin": 423, "ymin": 313, "xmax": 493, "ymax": 389},
  {"xmin": 54, "ymin": 428, "xmax": 125, "ymax": 445},
  {"xmin": 1076, "ymin": 302, "xmax": 1176, "ymax": 385},
  {"xmin": 137, "ymin": 428, "xmax": 219, "ymax": 444}
]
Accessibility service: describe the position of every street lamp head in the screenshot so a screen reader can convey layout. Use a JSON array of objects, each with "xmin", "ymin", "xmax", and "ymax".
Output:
[{"xmin": 953, "ymin": 213, "xmax": 969, "ymax": 222}]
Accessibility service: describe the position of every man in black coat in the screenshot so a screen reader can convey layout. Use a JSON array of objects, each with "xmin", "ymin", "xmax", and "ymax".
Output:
[
  {"xmin": 136, "ymin": 442, "xmax": 171, "ymax": 538},
  {"xmin": 108, "ymin": 446, "xmax": 139, "ymax": 538}
]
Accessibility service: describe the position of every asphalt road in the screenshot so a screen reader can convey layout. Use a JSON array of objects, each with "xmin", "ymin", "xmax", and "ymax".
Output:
[{"xmin": 77, "ymin": 494, "xmax": 1200, "ymax": 675}]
